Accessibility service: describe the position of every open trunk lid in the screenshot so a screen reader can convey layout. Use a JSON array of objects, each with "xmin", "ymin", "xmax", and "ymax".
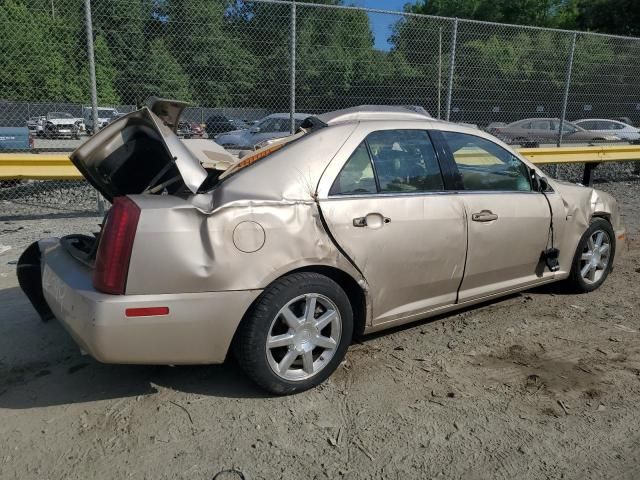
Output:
[{"xmin": 70, "ymin": 98, "xmax": 209, "ymax": 202}]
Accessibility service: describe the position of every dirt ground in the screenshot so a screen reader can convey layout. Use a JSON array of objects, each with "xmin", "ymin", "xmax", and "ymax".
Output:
[{"xmin": 1, "ymin": 180, "xmax": 640, "ymax": 479}]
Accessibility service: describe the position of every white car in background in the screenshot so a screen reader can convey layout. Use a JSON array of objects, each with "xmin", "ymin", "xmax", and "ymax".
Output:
[
  {"xmin": 84, "ymin": 107, "xmax": 123, "ymax": 135},
  {"xmin": 43, "ymin": 112, "xmax": 82, "ymax": 139},
  {"xmin": 573, "ymin": 118, "xmax": 640, "ymax": 144}
]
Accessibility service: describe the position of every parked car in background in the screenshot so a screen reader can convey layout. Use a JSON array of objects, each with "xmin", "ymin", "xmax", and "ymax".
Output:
[
  {"xmin": 485, "ymin": 122, "xmax": 507, "ymax": 132},
  {"xmin": 18, "ymin": 101, "xmax": 624, "ymax": 395},
  {"xmin": 26, "ymin": 116, "xmax": 46, "ymax": 136},
  {"xmin": 614, "ymin": 117, "xmax": 635, "ymax": 126},
  {"xmin": 489, "ymin": 118, "xmax": 620, "ymax": 147},
  {"xmin": 190, "ymin": 122, "xmax": 204, "ymax": 137},
  {"xmin": 0, "ymin": 127, "xmax": 32, "ymax": 150},
  {"xmin": 84, "ymin": 107, "xmax": 122, "ymax": 135},
  {"xmin": 177, "ymin": 121, "xmax": 193, "ymax": 139},
  {"xmin": 204, "ymin": 114, "xmax": 248, "ymax": 137},
  {"xmin": 43, "ymin": 112, "xmax": 81, "ymax": 139},
  {"xmin": 214, "ymin": 112, "xmax": 310, "ymax": 149},
  {"xmin": 573, "ymin": 119, "xmax": 640, "ymax": 144}
]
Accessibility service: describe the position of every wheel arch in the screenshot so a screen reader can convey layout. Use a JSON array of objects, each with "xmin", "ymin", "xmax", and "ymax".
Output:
[{"xmin": 229, "ymin": 265, "xmax": 368, "ymax": 358}]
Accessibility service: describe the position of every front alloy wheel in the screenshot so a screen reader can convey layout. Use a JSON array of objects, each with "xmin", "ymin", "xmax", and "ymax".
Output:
[
  {"xmin": 579, "ymin": 230, "xmax": 611, "ymax": 285},
  {"xmin": 568, "ymin": 217, "xmax": 616, "ymax": 292}
]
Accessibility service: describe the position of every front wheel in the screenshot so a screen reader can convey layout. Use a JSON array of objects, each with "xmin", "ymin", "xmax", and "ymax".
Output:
[
  {"xmin": 233, "ymin": 272, "xmax": 353, "ymax": 395},
  {"xmin": 566, "ymin": 218, "xmax": 615, "ymax": 292}
]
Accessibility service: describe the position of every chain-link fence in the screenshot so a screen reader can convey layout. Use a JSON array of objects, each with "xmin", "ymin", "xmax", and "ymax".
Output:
[{"xmin": 2, "ymin": 0, "xmax": 640, "ymax": 218}]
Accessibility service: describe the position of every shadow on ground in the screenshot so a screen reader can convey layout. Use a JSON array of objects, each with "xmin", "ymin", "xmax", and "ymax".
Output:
[
  {"xmin": 0, "ymin": 281, "xmax": 566, "ymax": 410},
  {"xmin": 0, "ymin": 286, "xmax": 267, "ymax": 410}
]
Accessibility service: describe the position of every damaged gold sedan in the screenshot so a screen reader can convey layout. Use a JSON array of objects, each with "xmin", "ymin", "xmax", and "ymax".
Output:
[{"xmin": 18, "ymin": 100, "xmax": 625, "ymax": 394}]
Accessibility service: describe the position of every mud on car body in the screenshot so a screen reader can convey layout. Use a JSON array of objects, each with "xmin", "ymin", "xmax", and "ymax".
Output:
[{"xmin": 18, "ymin": 100, "xmax": 625, "ymax": 394}]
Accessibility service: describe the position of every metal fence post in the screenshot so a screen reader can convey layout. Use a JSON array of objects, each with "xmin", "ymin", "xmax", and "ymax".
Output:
[
  {"xmin": 437, "ymin": 27, "xmax": 442, "ymax": 119},
  {"xmin": 445, "ymin": 19, "xmax": 458, "ymax": 122},
  {"xmin": 557, "ymin": 32, "xmax": 577, "ymax": 148},
  {"xmin": 83, "ymin": 0, "xmax": 105, "ymax": 215},
  {"xmin": 289, "ymin": 1, "xmax": 297, "ymax": 134}
]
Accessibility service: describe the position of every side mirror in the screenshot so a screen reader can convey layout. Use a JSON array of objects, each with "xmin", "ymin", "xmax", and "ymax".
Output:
[
  {"xmin": 531, "ymin": 169, "xmax": 549, "ymax": 192},
  {"xmin": 249, "ymin": 126, "xmax": 260, "ymax": 134}
]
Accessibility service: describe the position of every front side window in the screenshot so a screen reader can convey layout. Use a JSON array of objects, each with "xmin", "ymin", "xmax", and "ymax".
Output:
[
  {"xmin": 330, "ymin": 130, "xmax": 444, "ymax": 195},
  {"xmin": 531, "ymin": 120, "xmax": 552, "ymax": 130},
  {"xmin": 442, "ymin": 131, "xmax": 531, "ymax": 192}
]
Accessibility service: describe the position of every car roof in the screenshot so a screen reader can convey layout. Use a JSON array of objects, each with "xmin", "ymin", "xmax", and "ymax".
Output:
[
  {"xmin": 511, "ymin": 117, "xmax": 560, "ymax": 123},
  {"xmin": 574, "ymin": 118, "xmax": 625, "ymax": 123},
  {"xmin": 313, "ymin": 105, "xmax": 432, "ymax": 125},
  {"xmin": 264, "ymin": 112, "xmax": 311, "ymax": 120}
]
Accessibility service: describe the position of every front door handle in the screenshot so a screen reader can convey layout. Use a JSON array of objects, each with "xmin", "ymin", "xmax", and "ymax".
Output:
[
  {"xmin": 353, "ymin": 213, "xmax": 391, "ymax": 229},
  {"xmin": 472, "ymin": 210, "xmax": 498, "ymax": 222}
]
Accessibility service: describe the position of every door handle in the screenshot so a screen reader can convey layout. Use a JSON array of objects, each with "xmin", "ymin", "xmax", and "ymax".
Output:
[
  {"xmin": 472, "ymin": 210, "xmax": 498, "ymax": 222},
  {"xmin": 353, "ymin": 213, "xmax": 391, "ymax": 228}
]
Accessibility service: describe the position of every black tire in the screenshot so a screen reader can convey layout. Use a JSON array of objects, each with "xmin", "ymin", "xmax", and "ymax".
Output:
[
  {"xmin": 233, "ymin": 272, "xmax": 353, "ymax": 395},
  {"xmin": 566, "ymin": 217, "xmax": 616, "ymax": 293}
]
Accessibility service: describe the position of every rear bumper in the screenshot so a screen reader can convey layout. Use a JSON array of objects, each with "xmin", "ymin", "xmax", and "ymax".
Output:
[{"xmin": 24, "ymin": 239, "xmax": 261, "ymax": 365}]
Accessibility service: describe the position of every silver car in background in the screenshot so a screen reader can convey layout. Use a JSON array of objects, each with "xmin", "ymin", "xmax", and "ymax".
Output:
[
  {"xmin": 43, "ymin": 112, "xmax": 82, "ymax": 139},
  {"xmin": 490, "ymin": 118, "xmax": 621, "ymax": 147},
  {"xmin": 18, "ymin": 100, "xmax": 624, "ymax": 395},
  {"xmin": 573, "ymin": 118, "xmax": 640, "ymax": 144},
  {"xmin": 214, "ymin": 112, "xmax": 310, "ymax": 149}
]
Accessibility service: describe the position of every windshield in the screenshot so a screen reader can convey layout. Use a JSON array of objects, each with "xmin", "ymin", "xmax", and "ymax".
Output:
[
  {"xmin": 257, "ymin": 117, "xmax": 303, "ymax": 133},
  {"xmin": 98, "ymin": 109, "xmax": 118, "ymax": 119},
  {"xmin": 219, "ymin": 129, "xmax": 308, "ymax": 181},
  {"xmin": 48, "ymin": 112, "xmax": 74, "ymax": 119}
]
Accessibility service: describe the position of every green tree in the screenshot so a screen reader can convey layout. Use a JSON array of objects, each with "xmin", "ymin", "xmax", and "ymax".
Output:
[
  {"xmin": 167, "ymin": 0, "xmax": 257, "ymax": 107},
  {"xmin": 575, "ymin": 0, "xmax": 640, "ymax": 36},
  {"xmin": 92, "ymin": 0, "xmax": 154, "ymax": 105},
  {"xmin": 406, "ymin": 0, "xmax": 577, "ymax": 28},
  {"xmin": 0, "ymin": 0, "xmax": 86, "ymax": 102},
  {"xmin": 142, "ymin": 38, "xmax": 192, "ymax": 102},
  {"xmin": 92, "ymin": 34, "xmax": 121, "ymax": 105}
]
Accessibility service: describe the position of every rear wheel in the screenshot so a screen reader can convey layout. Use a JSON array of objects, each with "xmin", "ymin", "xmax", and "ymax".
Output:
[
  {"xmin": 566, "ymin": 218, "xmax": 615, "ymax": 292},
  {"xmin": 233, "ymin": 272, "xmax": 353, "ymax": 394}
]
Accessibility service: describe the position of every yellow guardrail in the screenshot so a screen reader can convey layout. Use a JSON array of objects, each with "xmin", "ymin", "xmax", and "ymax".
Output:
[
  {"xmin": 519, "ymin": 144, "xmax": 640, "ymax": 165},
  {"xmin": 0, "ymin": 145, "xmax": 639, "ymax": 181},
  {"xmin": 0, "ymin": 153, "xmax": 81, "ymax": 180}
]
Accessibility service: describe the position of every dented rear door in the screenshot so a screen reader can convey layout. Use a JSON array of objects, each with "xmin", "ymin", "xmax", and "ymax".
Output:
[{"xmin": 317, "ymin": 127, "xmax": 467, "ymax": 325}]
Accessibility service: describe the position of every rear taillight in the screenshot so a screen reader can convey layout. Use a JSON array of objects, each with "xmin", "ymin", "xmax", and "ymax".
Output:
[{"xmin": 93, "ymin": 196, "xmax": 140, "ymax": 294}]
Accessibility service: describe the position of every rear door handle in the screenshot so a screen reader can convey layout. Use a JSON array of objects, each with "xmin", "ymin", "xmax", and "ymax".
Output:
[
  {"xmin": 353, "ymin": 217, "xmax": 367, "ymax": 227},
  {"xmin": 472, "ymin": 210, "xmax": 498, "ymax": 222},
  {"xmin": 353, "ymin": 213, "xmax": 391, "ymax": 229}
]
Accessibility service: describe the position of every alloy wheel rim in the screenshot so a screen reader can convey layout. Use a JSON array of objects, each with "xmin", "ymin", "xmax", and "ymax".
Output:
[
  {"xmin": 580, "ymin": 229, "xmax": 611, "ymax": 284},
  {"xmin": 266, "ymin": 293, "xmax": 342, "ymax": 381}
]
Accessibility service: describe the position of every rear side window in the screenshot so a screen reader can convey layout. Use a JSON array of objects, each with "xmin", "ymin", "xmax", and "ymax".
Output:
[
  {"xmin": 330, "ymin": 130, "xmax": 444, "ymax": 195},
  {"xmin": 442, "ymin": 131, "xmax": 531, "ymax": 192},
  {"xmin": 329, "ymin": 143, "xmax": 376, "ymax": 195}
]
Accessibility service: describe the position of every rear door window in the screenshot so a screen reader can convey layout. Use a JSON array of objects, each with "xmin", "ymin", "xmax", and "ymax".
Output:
[
  {"xmin": 329, "ymin": 143, "xmax": 377, "ymax": 195},
  {"xmin": 330, "ymin": 130, "xmax": 444, "ymax": 195},
  {"xmin": 367, "ymin": 130, "xmax": 444, "ymax": 193}
]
